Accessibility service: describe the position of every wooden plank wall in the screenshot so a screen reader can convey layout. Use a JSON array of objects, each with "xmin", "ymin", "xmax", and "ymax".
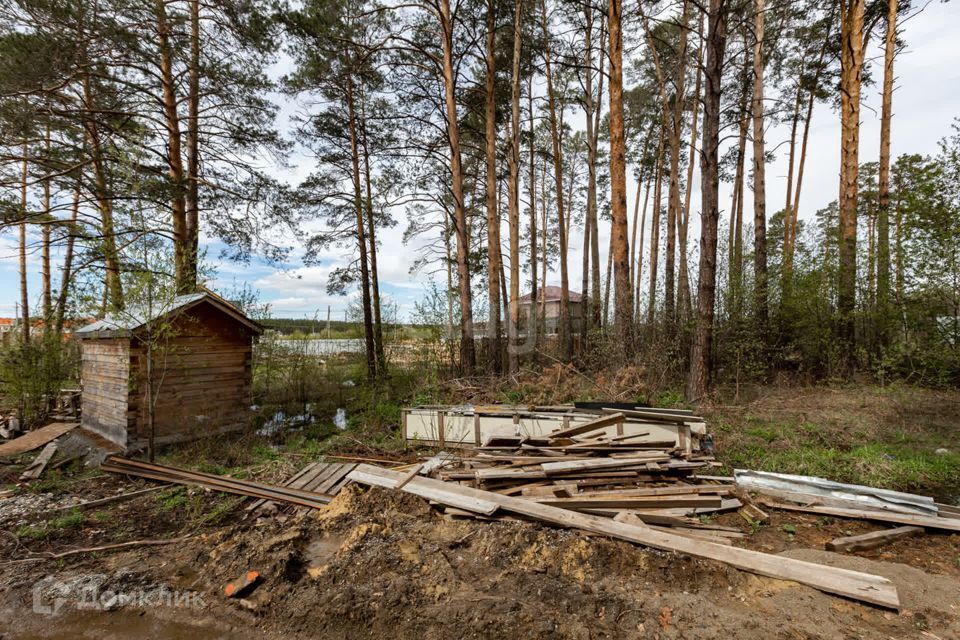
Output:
[
  {"xmin": 127, "ymin": 302, "xmax": 254, "ymax": 444},
  {"xmin": 80, "ymin": 339, "xmax": 131, "ymax": 446}
]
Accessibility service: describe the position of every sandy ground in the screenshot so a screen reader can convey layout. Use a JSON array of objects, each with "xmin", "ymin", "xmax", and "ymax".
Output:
[{"xmin": 2, "ymin": 484, "xmax": 959, "ymax": 640}]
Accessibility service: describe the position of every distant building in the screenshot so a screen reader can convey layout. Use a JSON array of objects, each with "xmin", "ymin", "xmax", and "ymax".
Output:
[{"xmin": 515, "ymin": 286, "xmax": 585, "ymax": 334}]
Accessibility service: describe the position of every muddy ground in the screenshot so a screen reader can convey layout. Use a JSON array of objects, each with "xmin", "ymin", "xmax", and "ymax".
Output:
[
  {"xmin": 2, "ymin": 383, "xmax": 960, "ymax": 638},
  {"xmin": 1, "ymin": 480, "xmax": 958, "ymax": 640}
]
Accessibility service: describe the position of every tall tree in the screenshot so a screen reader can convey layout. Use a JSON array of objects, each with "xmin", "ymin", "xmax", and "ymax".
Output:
[
  {"xmin": 541, "ymin": 0, "xmax": 572, "ymax": 360},
  {"xmin": 688, "ymin": 0, "xmax": 727, "ymax": 400},
  {"xmin": 838, "ymin": 0, "xmax": 866, "ymax": 364},
  {"xmin": 875, "ymin": 0, "xmax": 898, "ymax": 346},
  {"xmin": 19, "ymin": 142, "xmax": 29, "ymax": 342},
  {"xmin": 751, "ymin": 0, "xmax": 768, "ymax": 332},
  {"xmin": 484, "ymin": 0, "xmax": 503, "ymax": 373},
  {"xmin": 608, "ymin": 0, "xmax": 633, "ymax": 350},
  {"xmin": 507, "ymin": 0, "xmax": 523, "ymax": 374}
]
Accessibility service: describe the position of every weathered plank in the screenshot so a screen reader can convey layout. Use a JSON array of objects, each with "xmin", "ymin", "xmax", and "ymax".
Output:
[
  {"xmin": 826, "ymin": 526, "xmax": 924, "ymax": 552},
  {"xmin": 19, "ymin": 443, "xmax": 59, "ymax": 480},
  {"xmin": 532, "ymin": 495, "xmax": 722, "ymax": 510},
  {"xmin": 547, "ymin": 413, "xmax": 626, "ymax": 439},
  {"xmin": 0, "ymin": 422, "xmax": 78, "ymax": 457},
  {"xmin": 541, "ymin": 456, "xmax": 670, "ymax": 475},
  {"xmin": 757, "ymin": 498, "xmax": 960, "ymax": 533},
  {"xmin": 347, "ymin": 464, "xmax": 900, "ymax": 609},
  {"xmin": 348, "ymin": 465, "xmax": 500, "ymax": 516}
]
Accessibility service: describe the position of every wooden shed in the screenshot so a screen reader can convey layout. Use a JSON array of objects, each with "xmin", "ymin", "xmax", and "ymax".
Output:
[{"xmin": 75, "ymin": 291, "xmax": 262, "ymax": 449}]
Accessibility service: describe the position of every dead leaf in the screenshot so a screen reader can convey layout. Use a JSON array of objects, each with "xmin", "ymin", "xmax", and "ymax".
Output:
[{"xmin": 658, "ymin": 606, "xmax": 673, "ymax": 631}]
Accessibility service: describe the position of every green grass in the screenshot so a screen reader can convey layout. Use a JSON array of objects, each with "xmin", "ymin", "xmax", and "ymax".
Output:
[
  {"xmin": 155, "ymin": 487, "xmax": 189, "ymax": 512},
  {"xmin": 16, "ymin": 508, "xmax": 85, "ymax": 540},
  {"xmin": 714, "ymin": 409, "xmax": 960, "ymax": 494}
]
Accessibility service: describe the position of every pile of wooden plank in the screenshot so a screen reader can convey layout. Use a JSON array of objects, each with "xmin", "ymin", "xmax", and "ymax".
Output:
[
  {"xmin": 403, "ymin": 404, "xmax": 708, "ymax": 451},
  {"xmin": 408, "ymin": 412, "xmax": 744, "ymax": 542},
  {"xmin": 346, "ymin": 463, "xmax": 902, "ymax": 609}
]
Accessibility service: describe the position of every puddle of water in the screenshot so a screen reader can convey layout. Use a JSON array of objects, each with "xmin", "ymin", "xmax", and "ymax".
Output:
[
  {"xmin": 5, "ymin": 607, "xmax": 233, "ymax": 640},
  {"xmin": 303, "ymin": 533, "xmax": 345, "ymax": 568}
]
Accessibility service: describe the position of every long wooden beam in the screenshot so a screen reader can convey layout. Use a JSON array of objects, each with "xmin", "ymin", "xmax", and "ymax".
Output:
[{"xmin": 347, "ymin": 464, "xmax": 900, "ymax": 609}]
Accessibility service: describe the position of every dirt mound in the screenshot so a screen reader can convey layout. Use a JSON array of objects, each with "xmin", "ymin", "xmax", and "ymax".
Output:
[{"xmin": 185, "ymin": 486, "xmax": 957, "ymax": 639}]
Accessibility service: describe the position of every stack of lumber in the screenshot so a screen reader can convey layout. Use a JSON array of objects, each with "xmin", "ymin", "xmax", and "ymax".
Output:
[
  {"xmin": 418, "ymin": 412, "xmax": 742, "ymax": 542},
  {"xmin": 102, "ymin": 457, "xmax": 337, "ymax": 509},
  {"xmin": 247, "ymin": 461, "xmax": 356, "ymax": 517},
  {"xmin": 346, "ymin": 463, "xmax": 902, "ymax": 609}
]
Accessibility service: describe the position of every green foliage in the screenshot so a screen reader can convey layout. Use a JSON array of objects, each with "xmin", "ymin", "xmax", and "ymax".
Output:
[
  {"xmin": 16, "ymin": 508, "xmax": 85, "ymax": 541},
  {"xmin": 0, "ymin": 336, "xmax": 79, "ymax": 426}
]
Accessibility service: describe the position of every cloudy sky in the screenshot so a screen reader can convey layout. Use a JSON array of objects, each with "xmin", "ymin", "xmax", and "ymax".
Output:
[{"xmin": 2, "ymin": 1, "xmax": 958, "ymax": 321}]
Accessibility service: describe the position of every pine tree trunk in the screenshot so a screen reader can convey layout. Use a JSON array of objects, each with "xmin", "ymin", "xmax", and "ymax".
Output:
[
  {"xmin": 608, "ymin": 0, "xmax": 633, "ymax": 352},
  {"xmin": 781, "ymin": 66, "xmax": 804, "ymax": 295},
  {"xmin": 647, "ymin": 127, "xmax": 666, "ymax": 325},
  {"xmin": 82, "ymin": 74, "xmax": 123, "ymax": 310},
  {"xmin": 876, "ymin": 0, "xmax": 897, "ymax": 347},
  {"xmin": 539, "ymin": 160, "xmax": 548, "ymax": 339},
  {"xmin": 439, "ymin": 0, "xmax": 476, "ymax": 375},
  {"xmin": 507, "ymin": 0, "xmax": 523, "ymax": 374},
  {"xmin": 751, "ymin": 0, "xmax": 768, "ymax": 333},
  {"xmin": 156, "ymin": 0, "xmax": 189, "ymax": 294},
  {"xmin": 630, "ymin": 131, "xmax": 652, "ymax": 297},
  {"xmin": 664, "ymin": 0, "xmax": 690, "ymax": 326},
  {"xmin": 42, "ymin": 125, "xmax": 52, "ymax": 322},
  {"xmin": 485, "ymin": 0, "xmax": 503, "ymax": 373},
  {"xmin": 789, "ymin": 34, "xmax": 830, "ymax": 247},
  {"xmin": 528, "ymin": 74, "xmax": 539, "ymax": 349},
  {"xmin": 185, "ymin": 0, "xmax": 201, "ymax": 292},
  {"xmin": 635, "ymin": 178, "xmax": 652, "ymax": 322},
  {"xmin": 541, "ymin": 0, "xmax": 572, "ymax": 360},
  {"xmin": 55, "ymin": 182, "xmax": 81, "ymax": 337},
  {"xmin": 359, "ymin": 92, "xmax": 386, "ymax": 377},
  {"xmin": 590, "ymin": 19, "xmax": 606, "ymax": 329},
  {"xmin": 19, "ymin": 146, "xmax": 29, "ymax": 343},
  {"xmin": 346, "ymin": 79, "xmax": 377, "ymax": 380},
  {"xmin": 838, "ymin": 0, "xmax": 866, "ymax": 365},
  {"xmin": 687, "ymin": 0, "xmax": 727, "ymax": 401},
  {"xmin": 679, "ymin": 12, "xmax": 704, "ymax": 322},
  {"xmin": 728, "ymin": 39, "xmax": 750, "ymax": 316},
  {"xmin": 582, "ymin": 0, "xmax": 596, "ymax": 337}
]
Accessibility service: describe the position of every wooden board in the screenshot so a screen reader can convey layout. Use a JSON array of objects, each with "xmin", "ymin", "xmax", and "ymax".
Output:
[
  {"xmin": 541, "ymin": 456, "xmax": 670, "ymax": 475},
  {"xmin": 547, "ymin": 413, "xmax": 625, "ymax": 439},
  {"xmin": 826, "ymin": 526, "xmax": 924, "ymax": 552},
  {"xmin": 19, "ymin": 443, "xmax": 58, "ymax": 480},
  {"xmin": 348, "ymin": 465, "xmax": 501, "ymax": 516},
  {"xmin": 532, "ymin": 495, "xmax": 722, "ymax": 510},
  {"xmin": 347, "ymin": 464, "xmax": 900, "ymax": 609},
  {"xmin": 0, "ymin": 422, "xmax": 79, "ymax": 457},
  {"xmin": 757, "ymin": 498, "xmax": 960, "ymax": 533}
]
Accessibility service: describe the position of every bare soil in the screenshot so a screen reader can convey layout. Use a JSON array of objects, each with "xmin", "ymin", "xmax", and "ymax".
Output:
[
  {"xmin": 1, "ymin": 483, "xmax": 958, "ymax": 640},
  {"xmin": 2, "ymin": 383, "xmax": 959, "ymax": 639}
]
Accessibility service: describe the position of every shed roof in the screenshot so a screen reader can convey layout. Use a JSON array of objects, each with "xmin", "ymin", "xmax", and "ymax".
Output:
[{"xmin": 76, "ymin": 290, "xmax": 263, "ymax": 339}]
